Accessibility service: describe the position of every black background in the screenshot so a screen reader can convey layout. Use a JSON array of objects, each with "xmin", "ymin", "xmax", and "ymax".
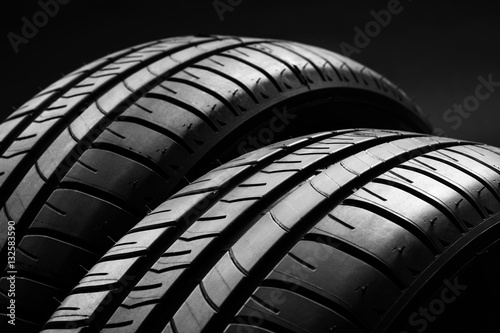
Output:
[{"xmin": 3, "ymin": 0, "xmax": 499, "ymax": 146}]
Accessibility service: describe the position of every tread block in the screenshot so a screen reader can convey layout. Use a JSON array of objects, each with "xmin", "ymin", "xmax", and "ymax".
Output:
[
  {"xmin": 4, "ymin": 165, "xmax": 45, "ymax": 223},
  {"xmin": 357, "ymin": 181, "xmax": 463, "ymax": 247},
  {"xmin": 0, "ymin": 276, "xmax": 65, "ymax": 323},
  {"xmin": 2, "ymin": 118, "xmax": 59, "ymax": 157},
  {"xmin": 37, "ymin": 128, "xmax": 78, "ymax": 180},
  {"xmin": 31, "ymin": 189, "xmax": 136, "ymax": 251},
  {"xmin": 95, "ymin": 120, "xmax": 191, "ymax": 175},
  {"xmin": 313, "ymin": 203, "xmax": 435, "ymax": 286},
  {"xmin": 392, "ymin": 165, "xmax": 483, "ymax": 227},
  {"xmin": 0, "ymin": 116, "xmax": 25, "ymax": 143},
  {"xmin": 171, "ymin": 285, "xmax": 217, "ymax": 333},
  {"xmin": 62, "ymin": 148, "xmax": 169, "ymax": 213},
  {"xmin": 16, "ymin": 235, "xmax": 99, "ymax": 284},
  {"xmin": 236, "ymin": 286, "xmax": 365, "ymax": 333}
]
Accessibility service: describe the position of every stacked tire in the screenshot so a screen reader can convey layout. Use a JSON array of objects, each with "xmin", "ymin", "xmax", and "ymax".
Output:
[{"xmin": 1, "ymin": 35, "xmax": 497, "ymax": 333}]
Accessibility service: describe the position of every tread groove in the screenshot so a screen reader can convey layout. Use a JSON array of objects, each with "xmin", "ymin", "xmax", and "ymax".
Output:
[
  {"xmin": 75, "ymin": 160, "xmax": 98, "ymax": 173},
  {"xmin": 286, "ymin": 252, "xmax": 315, "ymax": 271},
  {"xmin": 128, "ymin": 221, "xmax": 177, "ymax": 235},
  {"xmin": 242, "ymin": 46, "xmax": 309, "ymax": 86},
  {"xmin": 58, "ymin": 181, "xmax": 141, "ymax": 217},
  {"xmin": 387, "ymin": 170, "xmax": 413, "ymax": 183},
  {"xmin": 190, "ymin": 63, "xmax": 260, "ymax": 103},
  {"xmin": 397, "ymin": 164, "xmax": 487, "ymax": 218},
  {"xmin": 170, "ymin": 186, "xmax": 220, "ymax": 199},
  {"xmin": 103, "ymin": 320, "xmax": 134, "ymax": 329},
  {"xmin": 445, "ymin": 147, "xmax": 500, "ymax": 176},
  {"xmin": 270, "ymin": 211, "xmax": 291, "ymax": 232},
  {"xmin": 200, "ymin": 281, "xmax": 220, "ymax": 312},
  {"xmin": 149, "ymin": 264, "xmax": 191, "ymax": 274},
  {"xmin": 144, "ymin": 92, "xmax": 219, "ymax": 132},
  {"xmin": 44, "ymin": 202, "xmax": 67, "ymax": 216},
  {"xmin": 116, "ymin": 116, "xmax": 194, "ymax": 154},
  {"xmin": 213, "ymin": 54, "xmax": 283, "ymax": 92},
  {"xmin": 304, "ymin": 233, "xmax": 406, "ymax": 288},
  {"xmin": 341, "ymin": 199, "xmax": 441, "ymax": 255},
  {"xmin": 421, "ymin": 154, "xmax": 500, "ymax": 203},
  {"xmin": 250, "ymin": 294, "xmax": 280, "ymax": 314},
  {"xmin": 260, "ymin": 279, "xmax": 368, "ymax": 332},
  {"xmin": 290, "ymin": 42, "xmax": 345, "ymax": 82},
  {"xmin": 165, "ymin": 76, "xmax": 242, "ymax": 116},
  {"xmin": 25, "ymin": 227, "xmax": 100, "ymax": 256},
  {"xmin": 229, "ymin": 248, "xmax": 250, "ymax": 277},
  {"xmin": 327, "ymin": 214, "xmax": 355, "ymax": 230},
  {"xmin": 91, "ymin": 143, "xmax": 171, "ymax": 181},
  {"xmin": 98, "ymin": 250, "xmax": 150, "ymax": 263},
  {"xmin": 179, "ymin": 233, "xmax": 220, "ymax": 242},
  {"xmin": 238, "ymin": 182, "xmax": 267, "ymax": 188},
  {"xmin": 133, "ymin": 283, "xmax": 163, "ymax": 291},
  {"xmin": 372, "ymin": 177, "xmax": 468, "ymax": 232},
  {"xmin": 161, "ymin": 250, "xmax": 191, "ymax": 258},
  {"xmin": 269, "ymin": 42, "xmax": 326, "ymax": 81}
]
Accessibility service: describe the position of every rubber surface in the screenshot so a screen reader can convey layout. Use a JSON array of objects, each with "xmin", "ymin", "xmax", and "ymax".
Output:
[
  {"xmin": 41, "ymin": 129, "xmax": 500, "ymax": 332},
  {"xmin": 0, "ymin": 35, "xmax": 430, "ymax": 330}
]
